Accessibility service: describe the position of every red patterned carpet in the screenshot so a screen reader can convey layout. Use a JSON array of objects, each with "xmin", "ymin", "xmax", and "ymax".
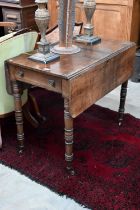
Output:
[{"xmin": 1, "ymin": 89, "xmax": 140, "ymax": 209}]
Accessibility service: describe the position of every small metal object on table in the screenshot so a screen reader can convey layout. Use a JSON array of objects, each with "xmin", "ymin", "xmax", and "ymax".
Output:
[
  {"xmin": 29, "ymin": 0, "xmax": 59, "ymax": 63},
  {"xmin": 75, "ymin": 0, "xmax": 101, "ymax": 44},
  {"xmin": 51, "ymin": 0, "xmax": 80, "ymax": 55}
]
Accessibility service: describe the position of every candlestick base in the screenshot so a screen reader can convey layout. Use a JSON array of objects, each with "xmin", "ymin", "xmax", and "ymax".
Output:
[
  {"xmin": 29, "ymin": 52, "xmax": 60, "ymax": 64},
  {"xmin": 37, "ymin": 41, "xmax": 50, "ymax": 55},
  {"xmin": 75, "ymin": 35, "xmax": 101, "ymax": 45},
  {"xmin": 51, "ymin": 45, "xmax": 80, "ymax": 55}
]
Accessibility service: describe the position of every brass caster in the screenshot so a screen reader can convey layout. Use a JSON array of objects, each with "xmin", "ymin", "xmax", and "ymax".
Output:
[{"xmin": 66, "ymin": 166, "xmax": 75, "ymax": 176}]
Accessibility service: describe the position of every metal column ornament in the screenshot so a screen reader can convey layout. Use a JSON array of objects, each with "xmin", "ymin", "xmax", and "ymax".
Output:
[
  {"xmin": 75, "ymin": 0, "xmax": 101, "ymax": 44},
  {"xmin": 51, "ymin": 0, "xmax": 80, "ymax": 55},
  {"xmin": 29, "ymin": 0, "xmax": 59, "ymax": 63}
]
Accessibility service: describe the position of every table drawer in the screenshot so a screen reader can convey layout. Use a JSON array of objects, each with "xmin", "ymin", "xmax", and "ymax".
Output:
[
  {"xmin": 2, "ymin": 8, "xmax": 21, "ymax": 23},
  {"xmin": 14, "ymin": 68, "xmax": 62, "ymax": 93}
]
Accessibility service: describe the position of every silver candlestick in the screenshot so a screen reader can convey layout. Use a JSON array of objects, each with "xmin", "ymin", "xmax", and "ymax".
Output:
[
  {"xmin": 51, "ymin": 0, "xmax": 80, "ymax": 55},
  {"xmin": 75, "ymin": 0, "xmax": 101, "ymax": 44},
  {"xmin": 29, "ymin": 0, "xmax": 59, "ymax": 63}
]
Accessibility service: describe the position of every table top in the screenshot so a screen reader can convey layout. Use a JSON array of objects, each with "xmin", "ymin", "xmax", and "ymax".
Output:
[{"xmin": 7, "ymin": 39, "xmax": 135, "ymax": 80}]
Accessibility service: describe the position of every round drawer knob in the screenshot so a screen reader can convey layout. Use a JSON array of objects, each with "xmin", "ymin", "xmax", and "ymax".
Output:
[
  {"xmin": 17, "ymin": 69, "xmax": 24, "ymax": 78},
  {"xmin": 48, "ymin": 79, "xmax": 55, "ymax": 87}
]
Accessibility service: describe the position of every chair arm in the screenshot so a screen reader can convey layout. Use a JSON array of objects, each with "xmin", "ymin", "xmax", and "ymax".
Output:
[
  {"xmin": 0, "ymin": 22, "xmax": 16, "ymax": 28},
  {"xmin": 0, "ymin": 22, "xmax": 17, "ymax": 33}
]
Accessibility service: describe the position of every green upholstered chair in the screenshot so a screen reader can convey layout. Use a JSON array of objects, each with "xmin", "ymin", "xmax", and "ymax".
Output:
[{"xmin": 0, "ymin": 30, "xmax": 38, "ymax": 148}]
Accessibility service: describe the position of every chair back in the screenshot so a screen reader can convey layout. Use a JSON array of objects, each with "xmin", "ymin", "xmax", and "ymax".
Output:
[
  {"xmin": 0, "ymin": 31, "xmax": 38, "ymax": 116},
  {"xmin": 45, "ymin": 22, "xmax": 83, "ymax": 45}
]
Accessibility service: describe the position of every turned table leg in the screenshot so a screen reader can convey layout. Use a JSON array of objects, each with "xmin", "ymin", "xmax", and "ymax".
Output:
[
  {"xmin": 64, "ymin": 98, "xmax": 75, "ymax": 175},
  {"xmin": 118, "ymin": 80, "xmax": 128, "ymax": 126},
  {"xmin": 12, "ymin": 81, "xmax": 24, "ymax": 153}
]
